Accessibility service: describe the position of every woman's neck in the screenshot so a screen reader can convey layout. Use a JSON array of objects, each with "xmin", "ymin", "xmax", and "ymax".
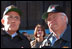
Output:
[{"xmin": 36, "ymin": 37, "xmax": 44, "ymax": 42}]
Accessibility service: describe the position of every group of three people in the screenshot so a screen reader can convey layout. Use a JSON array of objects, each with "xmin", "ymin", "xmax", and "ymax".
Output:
[{"xmin": 1, "ymin": 4, "xmax": 71, "ymax": 48}]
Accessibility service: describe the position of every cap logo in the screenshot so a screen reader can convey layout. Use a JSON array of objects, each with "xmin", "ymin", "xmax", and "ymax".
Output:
[
  {"xmin": 3, "ymin": 5, "xmax": 17, "ymax": 16},
  {"xmin": 52, "ymin": 6, "xmax": 55, "ymax": 9},
  {"xmin": 47, "ymin": 6, "xmax": 55, "ymax": 12}
]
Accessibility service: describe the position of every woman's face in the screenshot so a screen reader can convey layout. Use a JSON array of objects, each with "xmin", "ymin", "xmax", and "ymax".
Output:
[{"xmin": 37, "ymin": 27, "xmax": 44, "ymax": 38}]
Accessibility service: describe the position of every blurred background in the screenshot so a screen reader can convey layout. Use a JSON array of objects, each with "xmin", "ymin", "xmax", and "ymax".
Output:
[{"xmin": 1, "ymin": 1, "xmax": 71, "ymax": 36}]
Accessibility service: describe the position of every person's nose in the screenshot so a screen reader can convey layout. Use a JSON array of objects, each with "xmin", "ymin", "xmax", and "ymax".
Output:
[{"xmin": 11, "ymin": 18, "xmax": 16, "ymax": 23}]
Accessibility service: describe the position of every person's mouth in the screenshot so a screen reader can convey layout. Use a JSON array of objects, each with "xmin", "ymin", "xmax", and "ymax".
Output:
[{"xmin": 11, "ymin": 24, "xmax": 16, "ymax": 27}]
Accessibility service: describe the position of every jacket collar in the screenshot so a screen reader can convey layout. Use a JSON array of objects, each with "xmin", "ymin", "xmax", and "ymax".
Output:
[{"xmin": 61, "ymin": 24, "xmax": 71, "ymax": 42}]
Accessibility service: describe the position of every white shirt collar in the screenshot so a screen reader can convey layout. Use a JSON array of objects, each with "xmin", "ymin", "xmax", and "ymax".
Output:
[{"xmin": 49, "ymin": 33, "xmax": 57, "ymax": 46}]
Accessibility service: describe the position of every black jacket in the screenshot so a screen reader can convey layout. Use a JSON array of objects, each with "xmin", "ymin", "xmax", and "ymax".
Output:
[
  {"xmin": 1, "ymin": 30, "xmax": 31, "ymax": 48},
  {"xmin": 52, "ymin": 25, "xmax": 71, "ymax": 48}
]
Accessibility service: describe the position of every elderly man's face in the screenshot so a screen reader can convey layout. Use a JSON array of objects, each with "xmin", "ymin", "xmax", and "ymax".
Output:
[
  {"xmin": 47, "ymin": 12, "xmax": 66, "ymax": 33},
  {"xmin": 2, "ymin": 11, "xmax": 20, "ymax": 32}
]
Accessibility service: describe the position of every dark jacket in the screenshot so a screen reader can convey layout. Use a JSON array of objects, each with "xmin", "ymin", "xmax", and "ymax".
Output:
[
  {"xmin": 1, "ymin": 30, "xmax": 31, "ymax": 48},
  {"xmin": 52, "ymin": 25, "xmax": 71, "ymax": 48}
]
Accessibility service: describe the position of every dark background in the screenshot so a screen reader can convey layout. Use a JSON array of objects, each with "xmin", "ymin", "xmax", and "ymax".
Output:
[{"xmin": 1, "ymin": 1, "xmax": 71, "ymax": 30}]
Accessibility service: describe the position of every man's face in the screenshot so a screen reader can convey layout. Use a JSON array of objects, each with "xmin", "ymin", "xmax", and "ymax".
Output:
[
  {"xmin": 47, "ymin": 12, "xmax": 66, "ymax": 33},
  {"xmin": 2, "ymin": 11, "xmax": 20, "ymax": 32}
]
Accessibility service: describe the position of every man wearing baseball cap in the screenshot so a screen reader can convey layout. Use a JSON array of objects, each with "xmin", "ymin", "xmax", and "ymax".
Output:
[
  {"xmin": 1, "ymin": 5, "xmax": 31, "ymax": 48},
  {"xmin": 42, "ymin": 4, "xmax": 71, "ymax": 48}
]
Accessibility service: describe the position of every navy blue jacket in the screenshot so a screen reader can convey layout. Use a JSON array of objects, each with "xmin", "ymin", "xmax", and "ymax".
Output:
[
  {"xmin": 52, "ymin": 25, "xmax": 71, "ymax": 48},
  {"xmin": 1, "ymin": 30, "xmax": 31, "ymax": 48}
]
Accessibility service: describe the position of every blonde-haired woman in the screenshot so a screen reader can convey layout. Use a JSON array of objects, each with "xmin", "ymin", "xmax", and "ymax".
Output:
[{"xmin": 30, "ymin": 24, "xmax": 46, "ymax": 48}]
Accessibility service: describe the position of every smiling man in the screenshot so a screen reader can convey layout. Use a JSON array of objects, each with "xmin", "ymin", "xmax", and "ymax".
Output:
[
  {"xmin": 42, "ymin": 5, "xmax": 71, "ymax": 48},
  {"xmin": 1, "ymin": 5, "xmax": 31, "ymax": 48}
]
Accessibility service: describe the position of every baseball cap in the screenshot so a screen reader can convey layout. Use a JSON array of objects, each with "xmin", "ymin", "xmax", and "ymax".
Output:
[
  {"xmin": 3, "ymin": 5, "xmax": 22, "ymax": 16},
  {"xmin": 42, "ymin": 5, "xmax": 65, "ymax": 20}
]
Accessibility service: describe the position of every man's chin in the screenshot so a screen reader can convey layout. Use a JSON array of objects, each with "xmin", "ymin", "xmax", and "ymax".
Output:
[{"xmin": 8, "ymin": 29, "xmax": 18, "ymax": 32}]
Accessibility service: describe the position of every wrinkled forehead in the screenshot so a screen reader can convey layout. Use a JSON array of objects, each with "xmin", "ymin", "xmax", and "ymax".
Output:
[{"xmin": 48, "ymin": 12, "xmax": 63, "ymax": 18}]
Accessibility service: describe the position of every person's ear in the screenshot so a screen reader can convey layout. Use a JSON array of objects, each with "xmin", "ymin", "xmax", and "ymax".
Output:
[
  {"xmin": 1, "ymin": 19, "xmax": 4, "ymax": 25},
  {"xmin": 64, "ymin": 16, "xmax": 67, "ymax": 23}
]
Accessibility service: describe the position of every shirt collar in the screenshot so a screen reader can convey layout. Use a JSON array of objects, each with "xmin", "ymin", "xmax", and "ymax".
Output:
[
  {"xmin": 49, "ymin": 34, "xmax": 57, "ymax": 46},
  {"xmin": 6, "ymin": 32, "xmax": 18, "ymax": 38},
  {"xmin": 11, "ymin": 32, "xmax": 18, "ymax": 38}
]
